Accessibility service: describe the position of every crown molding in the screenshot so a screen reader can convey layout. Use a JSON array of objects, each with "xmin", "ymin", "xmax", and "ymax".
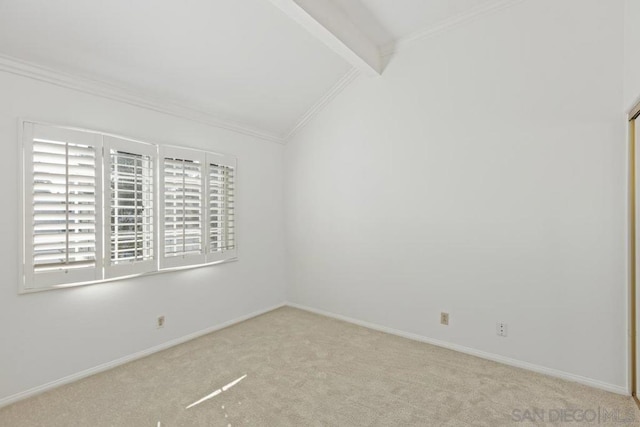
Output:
[
  {"xmin": 0, "ymin": 54, "xmax": 285, "ymax": 144},
  {"xmin": 380, "ymin": 0, "xmax": 526, "ymax": 57},
  {"xmin": 285, "ymin": 67, "xmax": 360, "ymax": 141},
  {"xmin": 0, "ymin": 1, "xmax": 526, "ymax": 147}
]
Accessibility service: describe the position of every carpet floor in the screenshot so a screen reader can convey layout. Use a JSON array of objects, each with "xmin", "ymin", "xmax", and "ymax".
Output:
[{"xmin": 0, "ymin": 307, "xmax": 636, "ymax": 426}]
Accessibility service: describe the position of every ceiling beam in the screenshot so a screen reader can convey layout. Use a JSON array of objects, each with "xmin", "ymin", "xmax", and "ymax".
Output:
[{"xmin": 268, "ymin": 0, "xmax": 382, "ymax": 77}]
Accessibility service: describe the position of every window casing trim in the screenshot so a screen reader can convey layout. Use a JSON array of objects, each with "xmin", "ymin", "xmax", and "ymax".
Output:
[{"xmin": 18, "ymin": 257, "xmax": 238, "ymax": 294}]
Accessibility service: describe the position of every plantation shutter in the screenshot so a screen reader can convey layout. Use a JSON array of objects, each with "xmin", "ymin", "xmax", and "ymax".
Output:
[
  {"xmin": 104, "ymin": 136, "xmax": 157, "ymax": 278},
  {"xmin": 207, "ymin": 153, "xmax": 237, "ymax": 262},
  {"xmin": 21, "ymin": 121, "xmax": 239, "ymax": 291},
  {"xmin": 23, "ymin": 123, "xmax": 103, "ymax": 289},
  {"xmin": 160, "ymin": 146, "xmax": 206, "ymax": 268}
]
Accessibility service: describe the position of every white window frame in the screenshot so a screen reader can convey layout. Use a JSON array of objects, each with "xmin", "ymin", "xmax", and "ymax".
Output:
[
  {"xmin": 20, "ymin": 120, "xmax": 238, "ymax": 293},
  {"xmin": 103, "ymin": 135, "xmax": 158, "ymax": 279},
  {"xmin": 22, "ymin": 122, "xmax": 104, "ymax": 291}
]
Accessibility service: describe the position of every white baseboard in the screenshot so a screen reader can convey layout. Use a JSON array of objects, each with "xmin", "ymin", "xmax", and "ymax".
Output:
[
  {"xmin": 1, "ymin": 301, "xmax": 627, "ymax": 408},
  {"xmin": 0, "ymin": 303, "xmax": 286, "ymax": 408},
  {"xmin": 286, "ymin": 302, "xmax": 628, "ymax": 396}
]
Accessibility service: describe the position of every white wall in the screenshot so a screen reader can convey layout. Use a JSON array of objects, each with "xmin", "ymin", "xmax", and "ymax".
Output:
[
  {"xmin": 625, "ymin": 0, "xmax": 640, "ymax": 110},
  {"xmin": 285, "ymin": 0, "xmax": 628, "ymax": 391},
  {"xmin": 0, "ymin": 72, "xmax": 286, "ymax": 402}
]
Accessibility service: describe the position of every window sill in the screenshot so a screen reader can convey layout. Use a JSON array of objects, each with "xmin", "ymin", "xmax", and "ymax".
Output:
[{"xmin": 19, "ymin": 257, "xmax": 239, "ymax": 295}]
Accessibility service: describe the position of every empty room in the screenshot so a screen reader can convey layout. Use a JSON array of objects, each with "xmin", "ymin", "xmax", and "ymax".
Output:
[{"xmin": 0, "ymin": 0, "xmax": 639, "ymax": 425}]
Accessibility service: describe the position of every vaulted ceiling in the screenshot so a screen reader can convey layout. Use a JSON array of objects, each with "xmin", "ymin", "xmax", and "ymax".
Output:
[{"xmin": 0, "ymin": 0, "xmax": 509, "ymax": 142}]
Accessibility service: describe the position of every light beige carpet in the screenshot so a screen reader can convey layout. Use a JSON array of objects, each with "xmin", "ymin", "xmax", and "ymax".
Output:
[{"xmin": 0, "ymin": 307, "xmax": 636, "ymax": 426}]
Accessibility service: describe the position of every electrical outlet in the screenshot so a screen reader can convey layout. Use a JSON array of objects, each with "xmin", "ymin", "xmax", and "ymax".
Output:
[
  {"xmin": 440, "ymin": 312, "xmax": 449, "ymax": 325},
  {"xmin": 157, "ymin": 315, "xmax": 165, "ymax": 328},
  {"xmin": 496, "ymin": 322, "xmax": 507, "ymax": 337}
]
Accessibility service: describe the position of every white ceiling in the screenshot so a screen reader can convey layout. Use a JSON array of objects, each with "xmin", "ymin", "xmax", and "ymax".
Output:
[
  {"xmin": 364, "ymin": 0, "xmax": 497, "ymax": 40},
  {"xmin": 0, "ymin": 0, "xmax": 350, "ymax": 137},
  {"xmin": 0, "ymin": 0, "xmax": 503, "ymax": 140},
  {"xmin": 335, "ymin": 0, "xmax": 500, "ymax": 49}
]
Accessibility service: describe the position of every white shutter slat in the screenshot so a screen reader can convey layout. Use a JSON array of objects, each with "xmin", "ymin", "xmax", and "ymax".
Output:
[
  {"xmin": 34, "ymin": 183, "xmax": 95, "ymax": 193},
  {"xmin": 34, "ymin": 233, "xmax": 94, "ymax": 244},
  {"xmin": 33, "ymin": 193, "xmax": 95, "ymax": 203},
  {"xmin": 34, "ymin": 161, "xmax": 95, "ymax": 174},
  {"xmin": 34, "ymin": 212, "xmax": 95, "ymax": 221},
  {"xmin": 34, "ymin": 240, "xmax": 96, "ymax": 251},
  {"xmin": 33, "ymin": 140, "xmax": 95, "ymax": 156},
  {"xmin": 34, "ymin": 250, "xmax": 95, "ymax": 262},
  {"xmin": 33, "ymin": 203, "xmax": 96, "ymax": 212},
  {"xmin": 34, "ymin": 223, "xmax": 95, "ymax": 232},
  {"xmin": 35, "ymin": 260, "xmax": 95, "ymax": 272}
]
